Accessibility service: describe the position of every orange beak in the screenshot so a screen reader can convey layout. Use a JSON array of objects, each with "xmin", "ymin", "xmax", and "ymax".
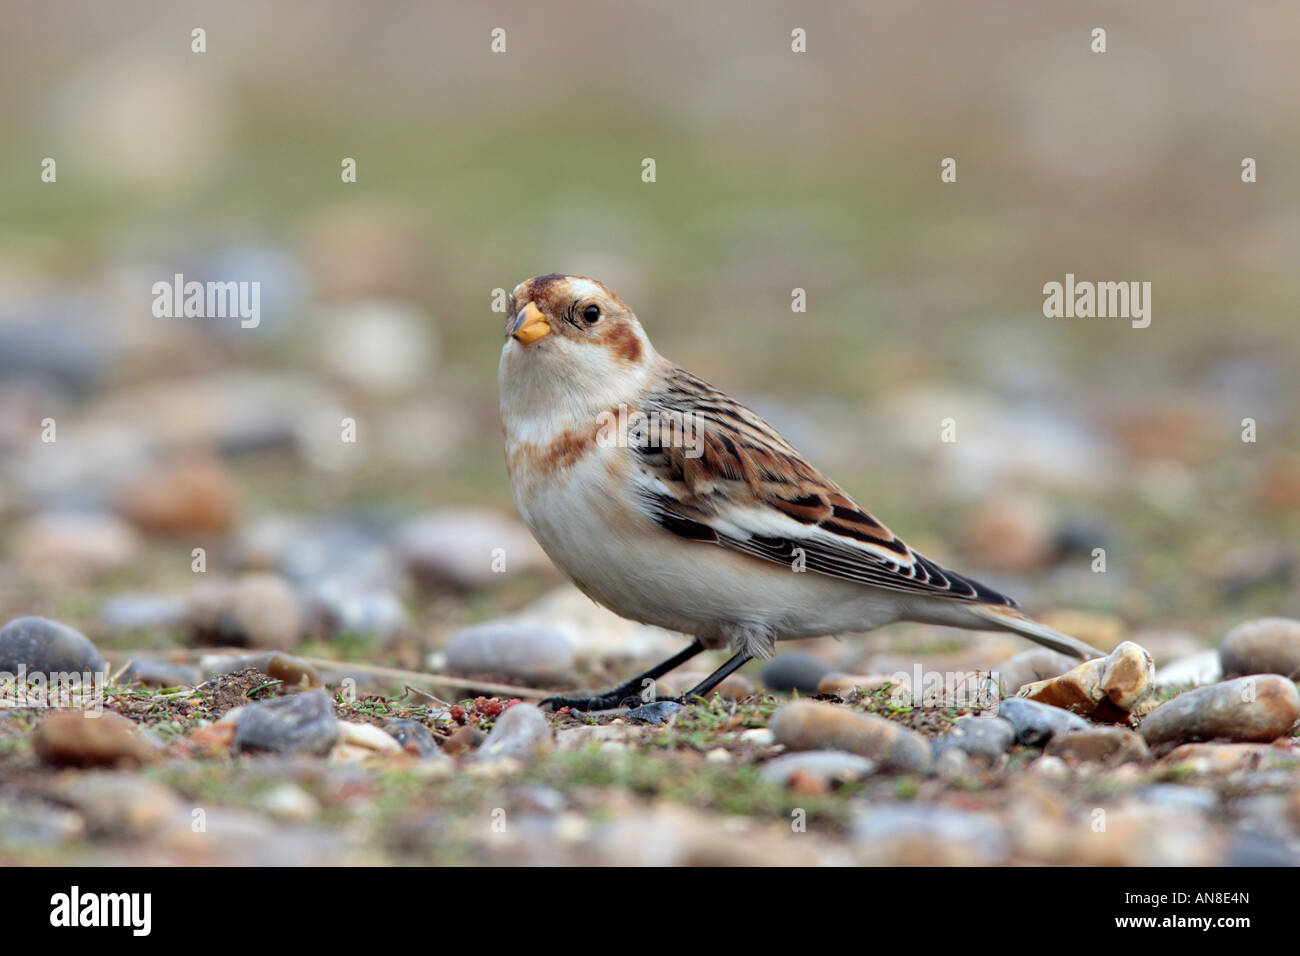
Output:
[{"xmin": 510, "ymin": 301, "xmax": 551, "ymax": 344}]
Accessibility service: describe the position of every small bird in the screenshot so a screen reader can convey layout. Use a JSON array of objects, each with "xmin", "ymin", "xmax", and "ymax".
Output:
[{"xmin": 498, "ymin": 274, "xmax": 1102, "ymax": 711}]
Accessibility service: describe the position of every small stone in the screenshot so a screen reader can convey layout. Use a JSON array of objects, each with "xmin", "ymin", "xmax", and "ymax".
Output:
[
  {"xmin": 100, "ymin": 595, "xmax": 187, "ymax": 632},
  {"xmin": 13, "ymin": 514, "xmax": 140, "ymax": 583},
  {"xmin": 740, "ymin": 728, "xmax": 775, "ymax": 746},
  {"xmin": 995, "ymin": 696, "xmax": 1089, "ymax": 745},
  {"xmin": 1157, "ymin": 742, "xmax": 1300, "ymax": 775},
  {"xmin": 933, "ymin": 747, "xmax": 972, "ymax": 779},
  {"xmin": 117, "ymin": 455, "xmax": 238, "ymax": 536},
  {"xmin": 337, "ymin": 720, "xmax": 402, "ymax": 753},
  {"xmin": 397, "ymin": 510, "xmax": 547, "ymax": 590},
  {"xmin": 186, "ymin": 573, "xmax": 304, "ymax": 651},
  {"xmin": 384, "ymin": 718, "xmax": 445, "ymax": 759},
  {"xmin": 769, "ymin": 701, "xmax": 931, "ymax": 773},
  {"xmin": 1155, "ymin": 650, "xmax": 1223, "ymax": 689},
  {"xmin": 962, "ymin": 495, "xmax": 1053, "ymax": 573},
  {"xmin": 1020, "ymin": 641, "xmax": 1154, "ymax": 723},
  {"xmin": 625, "ymin": 700, "xmax": 682, "ymax": 724},
  {"xmin": 705, "ymin": 747, "xmax": 731, "ymax": 764},
  {"xmin": 816, "ymin": 672, "xmax": 903, "ymax": 698},
  {"xmin": 0, "ymin": 616, "xmax": 106, "ymax": 676},
  {"xmin": 33, "ymin": 712, "xmax": 161, "ymax": 768},
  {"xmin": 996, "ymin": 647, "xmax": 1079, "ymax": 695},
  {"xmin": 476, "ymin": 703, "xmax": 552, "ymax": 762},
  {"xmin": 1139, "ymin": 675, "xmax": 1300, "ymax": 748},
  {"xmin": 933, "ymin": 716, "xmax": 1016, "ymax": 762},
  {"xmin": 442, "ymin": 725, "xmax": 486, "ymax": 757},
  {"xmin": 761, "ymin": 653, "xmax": 834, "ymax": 694},
  {"xmin": 51, "ymin": 771, "xmax": 183, "ymax": 837},
  {"xmin": 442, "ymin": 622, "xmax": 574, "ymax": 683},
  {"xmin": 232, "ymin": 689, "xmax": 338, "ymax": 756},
  {"xmin": 758, "ymin": 750, "xmax": 876, "ymax": 787},
  {"xmin": 260, "ymin": 783, "xmax": 320, "ymax": 821},
  {"xmin": 1045, "ymin": 727, "xmax": 1151, "ymax": 764},
  {"xmin": 852, "ymin": 804, "xmax": 1007, "ymax": 865},
  {"xmin": 1220, "ymin": 618, "xmax": 1300, "ymax": 679},
  {"xmin": 264, "ymin": 652, "xmax": 322, "ymax": 689}
]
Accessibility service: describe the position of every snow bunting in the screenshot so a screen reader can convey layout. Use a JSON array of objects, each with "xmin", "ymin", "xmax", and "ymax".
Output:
[{"xmin": 499, "ymin": 274, "xmax": 1103, "ymax": 710}]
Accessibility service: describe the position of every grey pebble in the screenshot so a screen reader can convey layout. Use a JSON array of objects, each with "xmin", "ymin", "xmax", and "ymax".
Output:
[
  {"xmin": 233, "ymin": 689, "xmax": 339, "ymax": 756},
  {"xmin": 995, "ymin": 696, "xmax": 1089, "ymax": 746},
  {"xmin": 762, "ymin": 653, "xmax": 834, "ymax": 694},
  {"xmin": 0, "ymin": 616, "xmax": 105, "ymax": 676}
]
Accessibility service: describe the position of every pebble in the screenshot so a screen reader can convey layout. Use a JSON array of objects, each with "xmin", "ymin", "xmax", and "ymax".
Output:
[
  {"xmin": 384, "ymin": 719, "xmax": 445, "ymax": 759},
  {"xmin": 51, "ymin": 771, "xmax": 183, "ymax": 837},
  {"xmin": 441, "ymin": 622, "xmax": 574, "ymax": 683},
  {"xmin": 1138, "ymin": 675, "xmax": 1300, "ymax": 748},
  {"xmin": 932, "ymin": 716, "xmax": 1016, "ymax": 762},
  {"xmin": 769, "ymin": 701, "xmax": 931, "ymax": 773},
  {"xmin": 259, "ymin": 783, "xmax": 321, "ymax": 821},
  {"xmin": 338, "ymin": 720, "xmax": 403, "ymax": 752},
  {"xmin": 318, "ymin": 300, "xmax": 437, "ymax": 395},
  {"xmin": 852, "ymin": 803, "xmax": 1008, "ymax": 865},
  {"xmin": 1154, "ymin": 650, "xmax": 1223, "ymax": 689},
  {"xmin": 961, "ymin": 495, "xmax": 1053, "ymax": 573},
  {"xmin": 1044, "ymin": 727, "xmax": 1151, "ymax": 764},
  {"xmin": 740, "ymin": 728, "xmax": 775, "ymax": 746},
  {"xmin": 475, "ymin": 703, "xmax": 553, "ymax": 762},
  {"xmin": 186, "ymin": 573, "xmax": 305, "ymax": 651},
  {"xmin": 996, "ymin": 647, "xmax": 1079, "ymax": 695},
  {"xmin": 397, "ymin": 510, "xmax": 547, "ymax": 590},
  {"xmin": 995, "ymin": 696, "xmax": 1089, "ymax": 745},
  {"xmin": 1019, "ymin": 641, "xmax": 1155, "ymax": 722},
  {"xmin": 512, "ymin": 587, "xmax": 683, "ymax": 665},
  {"xmin": 306, "ymin": 582, "xmax": 408, "ymax": 642},
  {"xmin": 232, "ymin": 689, "xmax": 339, "ymax": 756},
  {"xmin": 117, "ymin": 455, "xmax": 238, "ymax": 536},
  {"xmin": 99, "ymin": 594, "xmax": 187, "ymax": 632},
  {"xmin": 0, "ymin": 616, "xmax": 106, "ymax": 675},
  {"xmin": 1157, "ymin": 742, "xmax": 1299, "ymax": 775},
  {"xmin": 815, "ymin": 672, "xmax": 902, "ymax": 698},
  {"xmin": 761, "ymin": 653, "xmax": 834, "ymax": 694},
  {"xmin": 263, "ymin": 652, "xmax": 322, "ymax": 689},
  {"xmin": 1219, "ymin": 618, "xmax": 1300, "ymax": 679},
  {"xmin": 442, "ymin": 725, "xmax": 486, "ymax": 757},
  {"xmin": 625, "ymin": 700, "xmax": 682, "ymax": 724},
  {"xmin": 32, "ymin": 712, "xmax": 162, "ymax": 768},
  {"xmin": 758, "ymin": 750, "xmax": 876, "ymax": 787},
  {"xmin": 13, "ymin": 513, "xmax": 140, "ymax": 583}
]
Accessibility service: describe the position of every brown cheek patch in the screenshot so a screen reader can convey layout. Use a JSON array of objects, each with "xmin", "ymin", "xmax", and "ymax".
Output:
[{"xmin": 604, "ymin": 323, "xmax": 642, "ymax": 364}]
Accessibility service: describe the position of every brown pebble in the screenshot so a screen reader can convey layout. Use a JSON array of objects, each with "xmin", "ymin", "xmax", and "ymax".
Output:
[
  {"xmin": 1045, "ymin": 727, "xmax": 1150, "ymax": 765},
  {"xmin": 769, "ymin": 701, "xmax": 930, "ymax": 773},
  {"xmin": 33, "ymin": 712, "xmax": 161, "ymax": 768},
  {"xmin": 1139, "ymin": 675, "xmax": 1300, "ymax": 748},
  {"xmin": 442, "ymin": 725, "xmax": 486, "ymax": 757}
]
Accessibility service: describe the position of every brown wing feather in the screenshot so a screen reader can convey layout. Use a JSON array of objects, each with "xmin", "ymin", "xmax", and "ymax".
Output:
[{"xmin": 628, "ymin": 365, "xmax": 1015, "ymax": 606}]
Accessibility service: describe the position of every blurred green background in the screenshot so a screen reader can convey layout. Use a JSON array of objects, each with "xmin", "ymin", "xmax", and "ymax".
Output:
[{"xmin": 1, "ymin": 0, "xmax": 1298, "ymax": 651}]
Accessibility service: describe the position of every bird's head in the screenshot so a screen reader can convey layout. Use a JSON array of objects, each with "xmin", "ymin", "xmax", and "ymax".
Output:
[{"xmin": 500, "ymin": 275, "xmax": 657, "ymax": 418}]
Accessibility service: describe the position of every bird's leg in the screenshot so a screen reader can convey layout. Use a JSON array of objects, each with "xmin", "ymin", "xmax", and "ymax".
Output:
[
  {"xmin": 540, "ymin": 639, "xmax": 705, "ymax": 712},
  {"xmin": 663, "ymin": 649, "xmax": 753, "ymax": 705}
]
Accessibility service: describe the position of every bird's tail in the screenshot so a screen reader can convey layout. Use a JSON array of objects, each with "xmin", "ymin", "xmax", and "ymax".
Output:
[{"xmin": 968, "ymin": 603, "xmax": 1103, "ymax": 662}]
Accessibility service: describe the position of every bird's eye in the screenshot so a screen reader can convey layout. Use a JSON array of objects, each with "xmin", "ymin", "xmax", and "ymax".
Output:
[{"xmin": 582, "ymin": 305, "xmax": 601, "ymax": 323}]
